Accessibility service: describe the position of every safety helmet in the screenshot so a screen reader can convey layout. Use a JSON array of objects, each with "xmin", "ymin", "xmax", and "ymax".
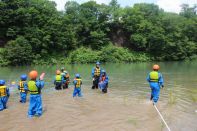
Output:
[
  {"xmin": 29, "ymin": 70, "xmax": 38, "ymax": 79},
  {"xmin": 75, "ymin": 74, "xmax": 80, "ymax": 78},
  {"xmin": 20, "ymin": 74, "xmax": 27, "ymax": 81},
  {"xmin": 153, "ymin": 64, "xmax": 160, "ymax": 70},
  {"xmin": 96, "ymin": 61, "xmax": 100, "ymax": 65},
  {"xmin": 56, "ymin": 70, "xmax": 61, "ymax": 75},
  {"xmin": 0, "ymin": 80, "xmax": 5, "ymax": 85}
]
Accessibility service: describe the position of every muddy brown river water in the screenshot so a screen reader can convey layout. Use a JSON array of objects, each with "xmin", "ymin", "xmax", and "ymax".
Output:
[{"xmin": 0, "ymin": 62, "xmax": 197, "ymax": 131}]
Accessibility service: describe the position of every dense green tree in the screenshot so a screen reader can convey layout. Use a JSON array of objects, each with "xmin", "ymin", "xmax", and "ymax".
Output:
[
  {"xmin": 180, "ymin": 4, "xmax": 197, "ymax": 18},
  {"xmin": 4, "ymin": 36, "xmax": 33, "ymax": 65},
  {"xmin": 0, "ymin": 0, "xmax": 196, "ymax": 65}
]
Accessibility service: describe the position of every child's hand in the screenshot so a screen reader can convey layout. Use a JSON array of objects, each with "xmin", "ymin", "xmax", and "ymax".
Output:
[{"xmin": 40, "ymin": 73, "xmax": 45, "ymax": 80}]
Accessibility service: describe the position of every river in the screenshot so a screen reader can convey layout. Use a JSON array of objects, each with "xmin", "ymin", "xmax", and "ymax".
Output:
[{"xmin": 0, "ymin": 61, "xmax": 197, "ymax": 131}]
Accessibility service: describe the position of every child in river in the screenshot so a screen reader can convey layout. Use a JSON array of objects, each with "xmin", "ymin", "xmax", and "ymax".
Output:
[
  {"xmin": 73, "ymin": 74, "xmax": 82, "ymax": 97},
  {"xmin": 0, "ymin": 80, "xmax": 10, "ymax": 111},
  {"xmin": 18, "ymin": 74, "xmax": 28, "ymax": 103}
]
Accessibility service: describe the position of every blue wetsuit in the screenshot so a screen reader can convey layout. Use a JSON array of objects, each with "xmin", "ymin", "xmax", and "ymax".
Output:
[
  {"xmin": 0, "ymin": 86, "xmax": 10, "ymax": 111},
  {"xmin": 18, "ymin": 81, "xmax": 28, "ymax": 103},
  {"xmin": 28, "ymin": 80, "xmax": 44, "ymax": 118},
  {"xmin": 147, "ymin": 71, "xmax": 164, "ymax": 103}
]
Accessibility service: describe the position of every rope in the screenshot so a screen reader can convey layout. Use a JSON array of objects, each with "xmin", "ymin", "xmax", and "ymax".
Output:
[{"xmin": 153, "ymin": 104, "xmax": 171, "ymax": 131}]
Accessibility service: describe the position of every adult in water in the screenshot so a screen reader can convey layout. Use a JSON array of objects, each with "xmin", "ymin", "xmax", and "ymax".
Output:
[
  {"xmin": 91, "ymin": 61, "xmax": 102, "ymax": 89},
  {"xmin": 146, "ymin": 64, "xmax": 164, "ymax": 105}
]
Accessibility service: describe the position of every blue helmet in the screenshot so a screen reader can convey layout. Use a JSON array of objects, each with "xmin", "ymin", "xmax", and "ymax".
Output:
[
  {"xmin": 0, "ymin": 80, "xmax": 5, "ymax": 85},
  {"xmin": 75, "ymin": 74, "xmax": 80, "ymax": 78},
  {"xmin": 96, "ymin": 61, "xmax": 100, "ymax": 65},
  {"xmin": 20, "ymin": 74, "xmax": 27, "ymax": 81}
]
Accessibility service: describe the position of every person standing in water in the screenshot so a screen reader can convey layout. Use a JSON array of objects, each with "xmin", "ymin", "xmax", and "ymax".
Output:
[
  {"xmin": 91, "ymin": 62, "xmax": 102, "ymax": 89},
  {"xmin": 73, "ymin": 74, "xmax": 82, "ymax": 97},
  {"xmin": 146, "ymin": 64, "xmax": 164, "ymax": 105},
  {"xmin": 0, "ymin": 80, "xmax": 10, "ymax": 111},
  {"xmin": 98, "ymin": 70, "xmax": 109, "ymax": 93},
  {"xmin": 54, "ymin": 70, "xmax": 62, "ymax": 90},
  {"xmin": 61, "ymin": 67, "xmax": 70, "ymax": 89},
  {"xmin": 18, "ymin": 74, "xmax": 28, "ymax": 103},
  {"xmin": 28, "ymin": 70, "xmax": 45, "ymax": 118}
]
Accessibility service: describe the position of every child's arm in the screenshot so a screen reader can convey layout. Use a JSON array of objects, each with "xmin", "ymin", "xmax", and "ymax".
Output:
[
  {"xmin": 104, "ymin": 76, "xmax": 109, "ymax": 84},
  {"xmin": 36, "ymin": 80, "xmax": 45, "ymax": 89},
  {"xmin": 6, "ymin": 88, "xmax": 10, "ymax": 97},
  {"xmin": 24, "ymin": 82, "xmax": 28, "ymax": 92},
  {"xmin": 91, "ymin": 68, "xmax": 95, "ymax": 78},
  {"xmin": 146, "ymin": 73, "xmax": 151, "ymax": 82},
  {"xmin": 158, "ymin": 73, "xmax": 164, "ymax": 87},
  {"xmin": 73, "ymin": 79, "xmax": 77, "ymax": 85},
  {"xmin": 18, "ymin": 84, "xmax": 20, "ymax": 90}
]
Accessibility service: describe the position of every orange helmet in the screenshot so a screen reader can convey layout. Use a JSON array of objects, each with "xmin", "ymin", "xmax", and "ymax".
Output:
[
  {"xmin": 153, "ymin": 64, "xmax": 160, "ymax": 70},
  {"xmin": 56, "ymin": 70, "xmax": 61, "ymax": 75},
  {"xmin": 29, "ymin": 70, "xmax": 38, "ymax": 79}
]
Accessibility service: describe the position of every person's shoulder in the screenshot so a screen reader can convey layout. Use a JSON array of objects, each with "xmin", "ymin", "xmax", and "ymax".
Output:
[
  {"xmin": 158, "ymin": 72, "xmax": 163, "ymax": 76},
  {"xmin": 147, "ymin": 71, "xmax": 151, "ymax": 74}
]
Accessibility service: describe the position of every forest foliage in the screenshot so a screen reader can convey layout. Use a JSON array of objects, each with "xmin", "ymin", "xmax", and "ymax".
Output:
[{"xmin": 0, "ymin": 0, "xmax": 196, "ymax": 65}]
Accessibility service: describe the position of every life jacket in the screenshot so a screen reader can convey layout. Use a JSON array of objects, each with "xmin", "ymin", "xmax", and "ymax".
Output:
[
  {"xmin": 28, "ymin": 80, "xmax": 40, "ymax": 95},
  {"xmin": 61, "ymin": 72, "xmax": 69, "ymax": 80},
  {"xmin": 55, "ymin": 75, "xmax": 61, "ymax": 82},
  {"xmin": 19, "ymin": 81, "xmax": 26, "ymax": 93},
  {"xmin": 150, "ymin": 71, "xmax": 159, "ymax": 82},
  {"xmin": 94, "ymin": 67, "xmax": 100, "ymax": 77},
  {"xmin": 61, "ymin": 72, "xmax": 65, "ymax": 77},
  {"xmin": 0, "ymin": 86, "xmax": 7, "ymax": 97},
  {"xmin": 75, "ymin": 78, "xmax": 82, "ymax": 88}
]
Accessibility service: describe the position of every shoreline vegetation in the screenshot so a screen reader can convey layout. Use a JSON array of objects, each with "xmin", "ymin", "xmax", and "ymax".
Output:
[{"xmin": 0, "ymin": 0, "xmax": 196, "ymax": 66}]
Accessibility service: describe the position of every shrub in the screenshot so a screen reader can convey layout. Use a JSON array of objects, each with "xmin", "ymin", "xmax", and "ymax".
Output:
[
  {"xmin": 68, "ymin": 47, "xmax": 101, "ymax": 63},
  {"xmin": 4, "ymin": 36, "xmax": 33, "ymax": 65}
]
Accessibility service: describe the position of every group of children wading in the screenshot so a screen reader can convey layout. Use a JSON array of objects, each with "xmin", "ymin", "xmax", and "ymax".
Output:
[{"xmin": 0, "ymin": 62, "xmax": 164, "ymax": 118}]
